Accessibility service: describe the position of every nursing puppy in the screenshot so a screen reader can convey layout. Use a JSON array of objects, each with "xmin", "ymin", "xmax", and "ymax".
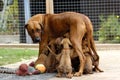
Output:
[
  {"xmin": 82, "ymin": 38, "xmax": 93, "ymax": 74},
  {"xmin": 56, "ymin": 38, "xmax": 73, "ymax": 78},
  {"xmin": 69, "ymin": 38, "xmax": 93, "ymax": 74},
  {"xmin": 71, "ymin": 38, "xmax": 103, "ymax": 74}
]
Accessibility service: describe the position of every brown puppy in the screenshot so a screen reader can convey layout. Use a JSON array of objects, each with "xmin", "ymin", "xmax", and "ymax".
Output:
[
  {"xmin": 36, "ymin": 37, "xmax": 63, "ymax": 72},
  {"xmin": 82, "ymin": 38, "xmax": 93, "ymax": 74},
  {"xmin": 83, "ymin": 53, "xmax": 93, "ymax": 74},
  {"xmin": 48, "ymin": 38, "xmax": 93, "ymax": 74},
  {"xmin": 71, "ymin": 38, "xmax": 103, "ymax": 74},
  {"xmin": 56, "ymin": 38, "xmax": 73, "ymax": 78},
  {"xmin": 25, "ymin": 12, "xmax": 101, "ymax": 76},
  {"xmin": 82, "ymin": 38, "xmax": 103, "ymax": 73},
  {"xmin": 68, "ymin": 38, "xmax": 93, "ymax": 74}
]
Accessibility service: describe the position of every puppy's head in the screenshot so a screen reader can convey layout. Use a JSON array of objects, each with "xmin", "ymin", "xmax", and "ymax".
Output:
[
  {"xmin": 25, "ymin": 21, "xmax": 43, "ymax": 43},
  {"xmin": 61, "ymin": 38, "xmax": 72, "ymax": 46}
]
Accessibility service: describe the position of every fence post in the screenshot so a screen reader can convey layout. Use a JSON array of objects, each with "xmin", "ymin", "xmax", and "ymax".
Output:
[
  {"xmin": 24, "ymin": 0, "xmax": 32, "ymax": 44},
  {"xmin": 46, "ymin": 0, "xmax": 54, "ymax": 14}
]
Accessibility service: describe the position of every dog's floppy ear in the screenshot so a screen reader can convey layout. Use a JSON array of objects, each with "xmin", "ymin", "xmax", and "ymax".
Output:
[
  {"xmin": 39, "ymin": 23, "xmax": 44, "ymax": 30},
  {"xmin": 24, "ymin": 24, "xmax": 28, "ymax": 29},
  {"xmin": 39, "ymin": 23, "xmax": 44, "ymax": 34}
]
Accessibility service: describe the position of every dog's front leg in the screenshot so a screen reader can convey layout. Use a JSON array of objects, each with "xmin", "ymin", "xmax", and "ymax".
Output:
[
  {"xmin": 74, "ymin": 45, "xmax": 86, "ymax": 76},
  {"xmin": 35, "ymin": 34, "xmax": 49, "ymax": 66},
  {"xmin": 35, "ymin": 53, "xmax": 47, "ymax": 66},
  {"xmin": 38, "ymin": 34, "xmax": 49, "ymax": 56}
]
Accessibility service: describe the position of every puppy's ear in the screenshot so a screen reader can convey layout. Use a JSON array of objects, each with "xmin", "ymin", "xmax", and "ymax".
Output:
[
  {"xmin": 60, "ymin": 39, "xmax": 64, "ymax": 44},
  {"xmin": 24, "ymin": 24, "xmax": 28, "ymax": 29}
]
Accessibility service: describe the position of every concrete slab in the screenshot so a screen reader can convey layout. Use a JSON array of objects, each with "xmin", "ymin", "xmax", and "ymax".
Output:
[
  {"xmin": 49, "ymin": 50, "xmax": 120, "ymax": 80},
  {"xmin": 0, "ymin": 50, "xmax": 120, "ymax": 80}
]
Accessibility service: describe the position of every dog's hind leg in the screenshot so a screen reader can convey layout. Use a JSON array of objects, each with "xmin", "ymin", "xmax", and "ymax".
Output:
[
  {"xmin": 87, "ymin": 31, "xmax": 103, "ymax": 72},
  {"xmin": 88, "ymin": 32, "xmax": 103, "ymax": 72},
  {"xmin": 84, "ymin": 19, "xmax": 103, "ymax": 72}
]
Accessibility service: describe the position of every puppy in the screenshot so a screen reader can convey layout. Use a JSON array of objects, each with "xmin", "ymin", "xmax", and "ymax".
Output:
[
  {"xmin": 56, "ymin": 38, "xmax": 73, "ymax": 78},
  {"xmin": 83, "ymin": 53, "xmax": 93, "ymax": 74},
  {"xmin": 69, "ymin": 38, "xmax": 93, "ymax": 74},
  {"xmin": 82, "ymin": 38, "xmax": 103, "ymax": 73},
  {"xmin": 82, "ymin": 38, "xmax": 93, "ymax": 74},
  {"xmin": 47, "ymin": 37, "xmax": 93, "ymax": 75}
]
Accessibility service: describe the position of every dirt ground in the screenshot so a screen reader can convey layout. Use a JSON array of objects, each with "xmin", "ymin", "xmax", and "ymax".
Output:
[{"xmin": 1, "ymin": 50, "xmax": 120, "ymax": 80}]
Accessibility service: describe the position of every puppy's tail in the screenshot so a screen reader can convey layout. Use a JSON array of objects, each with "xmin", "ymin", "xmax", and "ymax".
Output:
[
  {"xmin": 46, "ymin": 46, "xmax": 57, "ymax": 57},
  {"xmin": 46, "ymin": 46, "xmax": 61, "ymax": 61}
]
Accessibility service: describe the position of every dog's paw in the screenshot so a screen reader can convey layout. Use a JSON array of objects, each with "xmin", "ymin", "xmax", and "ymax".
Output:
[
  {"xmin": 56, "ymin": 73, "xmax": 62, "ymax": 77},
  {"xmin": 74, "ymin": 72, "xmax": 82, "ymax": 76},
  {"xmin": 66, "ymin": 73, "xmax": 73, "ymax": 78},
  {"xmin": 99, "ymin": 70, "xmax": 104, "ymax": 72}
]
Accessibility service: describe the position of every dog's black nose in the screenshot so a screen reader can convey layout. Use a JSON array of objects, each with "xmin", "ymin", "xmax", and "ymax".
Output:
[{"xmin": 33, "ymin": 37, "xmax": 41, "ymax": 43}]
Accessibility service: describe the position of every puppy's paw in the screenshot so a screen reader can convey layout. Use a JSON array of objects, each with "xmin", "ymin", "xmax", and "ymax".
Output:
[
  {"xmin": 56, "ymin": 73, "xmax": 62, "ymax": 77},
  {"xmin": 66, "ymin": 73, "xmax": 73, "ymax": 78},
  {"xmin": 88, "ymin": 71, "xmax": 93, "ymax": 74},
  {"xmin": 99, "ymin": 69, "xmax": 104, "ymax": 72},
  {"xmin": 74, "ymin": 72, "xmax": 82, "ymax": 76}
]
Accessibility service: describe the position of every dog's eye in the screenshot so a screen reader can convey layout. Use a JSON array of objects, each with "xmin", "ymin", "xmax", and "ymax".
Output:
[{"xmin": 32, "ymin": 29, "xmax": 34, "ymax": 33}]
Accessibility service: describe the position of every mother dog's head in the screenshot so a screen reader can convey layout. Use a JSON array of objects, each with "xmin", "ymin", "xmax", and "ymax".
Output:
[{"xmin": 24, "ymin": 14, "xmax": 44, "ymax": 43}]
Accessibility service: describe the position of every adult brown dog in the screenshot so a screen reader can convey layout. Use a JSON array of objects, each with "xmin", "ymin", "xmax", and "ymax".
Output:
[
  {"xmin": 25, "ymin": 14, "xmax": 45, "ymax": 43},
  {"xmin": 25, "ymin": 12, "xmax": 100, "ymax": 76},
  {"xmin": 24, "ymin": 14, "xmax": 56, "ymax": 72}
]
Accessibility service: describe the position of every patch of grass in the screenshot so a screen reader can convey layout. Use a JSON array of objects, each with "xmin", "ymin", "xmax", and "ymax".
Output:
[
  {"xmin": 0, "ymin": 48, "xmax": 38, "ymax": 66},
  {"xmin": 97, "ymin": 14, "xmax": 120, "ymax": 43}
]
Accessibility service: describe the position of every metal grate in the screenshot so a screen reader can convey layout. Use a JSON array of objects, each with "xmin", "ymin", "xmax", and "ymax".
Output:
[
  {"xmin": 54, "ymin": 0, "xmax": 120, "ymax": 42},
  {"xmin": 0, "ymin": 0, "xmax": 120, "ymax": 43},
  {"xmin": 18, "ymin": 0, "xmax": 26, "ymax": 43},
  {"xmin": 0, "ymin": 0, "xmax": 20, "ymax": 43},
  {"xmin": 30, "ymin": 0, "xmax": 46, "ymax": 16}
]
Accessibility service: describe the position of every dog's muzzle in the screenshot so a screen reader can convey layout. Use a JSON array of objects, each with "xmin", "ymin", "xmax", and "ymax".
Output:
[{"xmin": 33, "ymin": 37, "xmax": 41, "ymax": 43}]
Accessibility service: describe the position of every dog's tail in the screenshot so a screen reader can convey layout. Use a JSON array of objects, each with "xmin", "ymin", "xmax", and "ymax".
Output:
[{"xmin": 84, "ymin": 15, "xmax": 99, "ymax": 62}]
